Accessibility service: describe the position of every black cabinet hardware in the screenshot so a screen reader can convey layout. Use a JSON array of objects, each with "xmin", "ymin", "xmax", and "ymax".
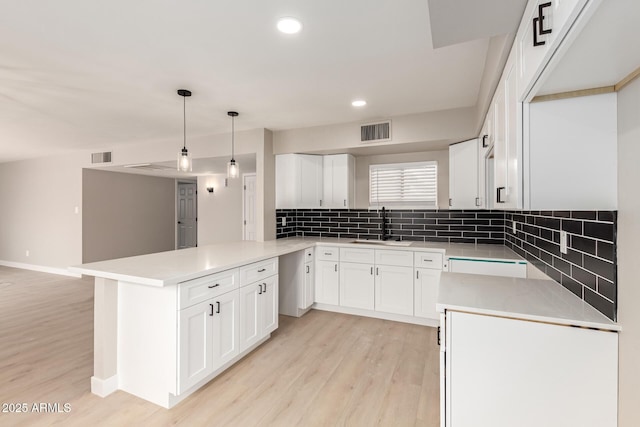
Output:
[
  {"xmin": 209, "ymin": 303, "xmax": 214, "ymax": 316},
  {"xmin": 208, "ymin": 283, "xmax": 220, "ymax": 289},
  {"xmin": 482, "ymin": 134, "xmax": 489, "ymax": 147},
  {"xmin": 306, "ymin": 265, "xmax": 310, "ymax": 274},
  {"xmin": 258, "ymin": 268, "xmax": 266, "ymax": 273},
  {"xmin": 216, "ymin": 301, "xmax": 220, "ymax": 314},
  {"xmin": 262, "ymin": 283, "xmax": 266, "ymax": 293},
  {"xmin": 416, "ymin": 270, "xmax": 419, "ymax": 279},
  {"xmin": 533, "ymin": 2, "xmax": 552, "ymax": 47},
  {"xmin": 449, "ymin": 198, "xmax": 452, "ymax": 207},
  {"xmin": 258, "ymin": 285, "xmax": 262, "ymax": 295},
  {"xmin": 376, "ymin": 267, "xmax": 379, "ymax": 276},
  {"xmin": 343, "ymin": 199, "xmax": 346, "ymax": 206},
  {"xmin": 437, "ymin": 326, "xmax": 441, "ymax": 345},
  {"xmin": 335, "ymin": 264, "xmax": 338, "ymax": 272},
  {"xmin": 475, "ymin": 197, "xmax": 481, "ymax": 207},
  {"xmin": 497, "ymin": 187, "xmax": 506, "ymax": 204},
  {"xmin": 370, "ymin": 267, "xmax": 373, "ymax": 275}
]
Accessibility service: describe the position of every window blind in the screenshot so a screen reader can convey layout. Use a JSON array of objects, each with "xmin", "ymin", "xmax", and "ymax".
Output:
[{"xmin": 369, "ymin": 161, "xmax": 438, "ymax": 208}]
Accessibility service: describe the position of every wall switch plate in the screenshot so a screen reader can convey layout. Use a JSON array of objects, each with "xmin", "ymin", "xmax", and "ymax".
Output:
[
  {"xmin": 282, "ymin": 217, "xmax": 286, "ymax": 226},
  {"xmin": 512, "ymin": 221, "xmax": 517, "ymax": 234},
  {"xmin": 560, "ymin": 231, "xmax": 568, "ymax": 254}
]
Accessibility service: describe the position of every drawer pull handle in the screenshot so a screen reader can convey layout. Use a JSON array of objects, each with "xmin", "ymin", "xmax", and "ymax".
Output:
[
  {"xmin": 257, "ymin": 268, "xmax": 266, "ymax": 273},
  {"xmin": 258, "ymin": 285, "xmax": 263, "ymax": 295},
  {"xmin": 325, "ymin": 252, "xmax": 332, "ymax": 256},
  {"xmin": 208, "ymin": 284, "xmax": 220, "ymax": 289},
  {"xmin": 262, "ymin": 283, "xmax": 267, "ymax": 293},
  {"xmin": 423, "ymin": 259, "xmax": 432, "ymax": 262},
  {"xmin": 209, "ymin": 303, "xmax": 214, "ymax": 316},
  {"xmin": 216, "ymin": 301, "xmax": 220, "ymax": 314}
]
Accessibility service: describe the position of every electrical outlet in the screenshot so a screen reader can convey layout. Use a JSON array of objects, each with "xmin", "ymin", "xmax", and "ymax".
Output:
[
  {"xmin": 25, "ymin": 250, "xmax": 30, "ymax": 257},
  {"xmin": 282, "ymin": 217, "xmax": 287, "ymax": 226},
  {"xmin": 512, "ymin": 221, "xmax": 517, "ymax": 234},
  {"xmin": 560, "ymin": 231, "xmax": 568, "ymax": 254}
]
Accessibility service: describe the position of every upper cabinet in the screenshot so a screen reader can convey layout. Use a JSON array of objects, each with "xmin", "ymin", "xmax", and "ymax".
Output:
[
  {"xmin": 449, "ymin": 139, "xmax": 480, "ymax": 209},
  {"xmin": 276, "ymin": 154, "xmax": 323, "ymax": 209},
  {"xmin": 276, "ymin": 153, "xmax": 355, "ymax": 209},
  {"xmin": 323, "ymin": 154, "xmax": 356, "ymax": 209}
]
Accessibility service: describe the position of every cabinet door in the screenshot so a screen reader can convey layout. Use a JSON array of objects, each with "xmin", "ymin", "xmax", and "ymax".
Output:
[
  {"xmin": 275, "ymin": 154, "xmax": 297, "ymax": 209},
  {"xmin": 298, "ymin": 155, "xmax": 323, "ymax": 208},
  {"xmin": 261, "ymin": 276, "xmax": 279, "ymax": 336},
  {"xmin": 493, "ymin": 82, "xmax": 507, "ymax": 209},
  {"xmin": 323, "ymin": 154, "xmax": 354, "ymax": 208},
  {"xmin": 300, "ymin": 261, "xmax": 315, "ymax": 309},
  {"xmin": 315, "ymin": 260, "xmax": 339, "ymax": 305},
  {"xmin": 339, "ymin": 262, "xmax": 375, "ymax": 310},
  {"xmin": 212, "ymin": 290, "xmax": 240, "ymax": 370},
  {"xmin": 178, "ymin": 300, "xmax": 214, "ymax": 393},
  {"xmin": 375, "ymin": 265, "xmax": 414, "ymax": 315},
  {"xmin": 414, "ymin": 268, "xmax": 442, "ymax": 320},
  {"xmin": 504, "ymin": 55, "xmax": 521, "ymax": 210},
  {"xmin": 449, "ymin": 139, "xmax": 479, "ymax": 209},
  {"xmin": 239, "ymin": 283, "xmax": 261, "ymax": 352}
]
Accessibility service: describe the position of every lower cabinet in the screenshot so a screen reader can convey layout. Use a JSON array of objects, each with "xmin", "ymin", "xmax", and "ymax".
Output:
[
  {"xmin": 315, "ymin": 259, "xmax": 340, "ymax": 305},
  {"xmin": 178, "ymin": 289, "xmax": 240, "ymax": 393},
  {"xmin": 339, "ymin": 262, "xmax": 375, "ymax": 310},
  {"xmin": 375, "ymin": 265, "xmax": 414, "ymax": 315},
  {"xmin": 414, "ymin": 268, "xmax": 442, "ymax": 320},
  {"xmin": 239, "ymin": 275, "xmax": 278, "ymax": 352},
  {"xmin": 301, "ymin": 260, "xmax": 315, "ymax": 309}
]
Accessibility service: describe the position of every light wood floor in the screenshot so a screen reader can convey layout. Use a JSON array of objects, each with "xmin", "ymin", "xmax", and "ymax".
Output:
[{"xmin": 0, "ymin": 266, "xmax": 440, "ymax": 426}]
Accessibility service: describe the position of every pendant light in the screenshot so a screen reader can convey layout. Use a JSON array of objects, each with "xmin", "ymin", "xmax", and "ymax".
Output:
[
  {"xmin": 177, "ymin": 89, "xmax": 192, "ymax": 172},
  {"xmin": 227, "ymin": 111, "xmax": 239, "ymax": 179}
]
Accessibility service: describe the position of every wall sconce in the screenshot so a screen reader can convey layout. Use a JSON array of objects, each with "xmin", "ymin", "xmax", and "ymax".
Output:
[{"xmin": 206, "ymin": 187, "xmax": 214, "ymax": 194}]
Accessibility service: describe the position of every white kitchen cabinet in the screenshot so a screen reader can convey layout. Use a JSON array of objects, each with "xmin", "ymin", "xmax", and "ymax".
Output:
[
  {"xmin": 375, "ymin": 265, "xmax": 414, "ymax": 315},
  {"xmin": 443, "ymin": 310, "xmax": 617, "ymax": 427},
  {"xmin": 211, "ymin": 289, "xmax": 240, "ymax": 369},
  {"xmin": 239, "ymin": 275, "xmax": 278, "ymax": 353},
  {"xmin": 340, "ymin": 262, "xmax": 375, "ymax": 310},
  {"xmin": 477, "ymin": 118, "xmax": 492, "ymax": 209},
  {"xmin": 275, "ymin": 154, "xmax": 323, "ymax": 208},
  {"xmin": 301, "ymin": 256, "xmax": 315, "ymax": 309},
  {"xmin": 278, "ymin": 248, "xmax": 314, "ymax": 317},
  {"xmin": 449, "ymin": 139, "xmax": 479, "ymax": 209},
  {"xmin": 315, "ymin": 260, "xmax": 339, "ymax": 305},
  {"xmin": 323, "ymin": 154, "xmax": 356, "ymax": 208},
  {"xmin": 178, "ymin": 299, "xmax": 214, "ymax": 393},
  {"xmin": 414, "ymin": 268, "xmax": 442, "ymax": 320}
]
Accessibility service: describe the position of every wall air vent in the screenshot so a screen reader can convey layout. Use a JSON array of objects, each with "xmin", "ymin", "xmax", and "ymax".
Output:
[
  {"xmin": 360, "ymin": 120, "xmax": 391, "ymax": 143},
  {"xmin": 91, "ymin": 152, "xmax": 112, "ymax": 164}
]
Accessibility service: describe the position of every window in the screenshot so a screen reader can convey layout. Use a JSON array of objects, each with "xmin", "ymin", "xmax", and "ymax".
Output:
[{"xmin": 369, "ymin": 161, "xmax": 438, "ymax": 208}]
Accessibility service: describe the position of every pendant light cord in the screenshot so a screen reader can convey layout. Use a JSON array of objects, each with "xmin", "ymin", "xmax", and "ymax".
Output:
[
  {"xmin": 231, "ymin": 115, "xmax": 235, "ymax": 160},
  {"xmin": 183, "ymin": 95, "xmax": 186, "ymax": 150}
]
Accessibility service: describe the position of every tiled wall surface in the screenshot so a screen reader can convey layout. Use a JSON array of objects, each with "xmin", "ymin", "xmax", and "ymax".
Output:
[
  {"xmin": 276, "ymin": 208, "xmax": 618, "ymax": 321},
  {"xmin": 504, "ymin": 210, "xmax": 617, "ymax": 321},
  {"xmin": 276, "ymin": 209, "xmax": 505, "ymax": 244}
]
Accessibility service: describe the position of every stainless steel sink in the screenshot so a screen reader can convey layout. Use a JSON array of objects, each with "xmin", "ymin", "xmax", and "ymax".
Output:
[{"xmin": 349, "ymin": 239, "xmax": 412, "ymax": 247}]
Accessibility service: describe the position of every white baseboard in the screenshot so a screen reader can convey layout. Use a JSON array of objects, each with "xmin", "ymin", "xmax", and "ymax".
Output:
[
  {"xmin": 91, "ymin": 375, "xmax": 118, "ymax": 397},
  {"xmin": 0, "ymin": 260, "xmax": 81, "ymax": 278},
  {"xmin": 312, "ymin": 303, "xmax": 440, "ymax": 327}
]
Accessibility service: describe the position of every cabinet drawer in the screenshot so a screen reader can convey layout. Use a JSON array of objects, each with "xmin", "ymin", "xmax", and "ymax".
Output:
[
  {"xmin": 304, "ymin": 247, "xmax": 315, "ymax": 263},
  {"xmin": 316, "ymin": 246, "xmax": 339, "ymax": 261},
  {"xmin": 340, "ymin": 247, "xmax": 375, "ymax": 264},
  {"xmin": 179, "ymin": 268, "xmax": 239, "ymax": 309},
  {"xmin": 414, "ymin": 252, "xmax": 444, "ymax": 270},
  {"xmin": 375, "ymin": 249, "xmax": 413, "ymax": 267},
  {"xmin": 239, "ymin": 257, "xmax": 279, "ymax": 286}
]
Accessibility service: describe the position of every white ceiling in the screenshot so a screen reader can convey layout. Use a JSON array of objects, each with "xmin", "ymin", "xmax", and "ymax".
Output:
[{"xmin": 0, "ymin": 0, "xmax": 522, "ymax": 163}]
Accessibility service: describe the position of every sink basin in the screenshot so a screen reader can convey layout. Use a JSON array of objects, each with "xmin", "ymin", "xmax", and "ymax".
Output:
[{"xmin": 349, "ymin": 239, "xmax": 412, "ymax": 247}]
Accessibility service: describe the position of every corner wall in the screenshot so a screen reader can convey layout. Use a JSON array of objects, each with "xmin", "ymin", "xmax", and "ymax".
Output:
[{"xmin": 616, "ymin": 75, "xmax": 640, "ymax": 427}]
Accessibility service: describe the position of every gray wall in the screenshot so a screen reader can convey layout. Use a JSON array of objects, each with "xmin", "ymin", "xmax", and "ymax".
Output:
[
  {"xmin": 197, "ymin": 174, "xmax": 243, "ymax": 245},
  {"xmin": 617, "ymin": 77, "xmax": 640, "ymax": 426},
  {"xmin": 82, "ymin": 169, "xmax": 175, "ymax": 263}
]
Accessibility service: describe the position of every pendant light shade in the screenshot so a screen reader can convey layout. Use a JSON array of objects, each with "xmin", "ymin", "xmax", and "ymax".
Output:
[
  {"xmin": 227, "ymin": 111, "xmax": 239, "ymax": 179},
  {"xmin": 177, "ymin": 89, "xmax": 192, "ymax": 172}
]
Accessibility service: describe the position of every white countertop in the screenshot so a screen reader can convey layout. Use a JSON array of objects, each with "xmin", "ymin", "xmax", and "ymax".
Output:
[
  {"xmin": 71, "ymin": 237, "xmax": 524, "ymax": 287},
  {"xmin": 437, "ymin": 272, "xmax": 619, "ymax": 331}
]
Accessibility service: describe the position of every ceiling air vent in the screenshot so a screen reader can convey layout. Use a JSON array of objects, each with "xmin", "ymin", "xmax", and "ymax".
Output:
[
  {"xmin": 91, "ymin": 152, "xmax": 112, "ymax": 164},
  {"xmin": 360, "ymin": 120, "xmax": 391, "ymax": 143}
]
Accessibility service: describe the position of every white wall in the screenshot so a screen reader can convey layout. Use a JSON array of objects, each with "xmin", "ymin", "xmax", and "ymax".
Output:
[
  {"xmin": 355, "ymin": 150, "xmax": 450, "ymax": 209},
  {"xmin": 0, "ymin": 152, "xmax": 87, "ymax": 274},
  {"xmin": 273, "ymin": 107, "xmax": 476, "ymax": 155},
  {"xmin": 616, "ymin": 77, "xmax": 640, "ymax": 427},
  {"xmin": 197, "ymin": 174, "xmax": 243, "ymax": 245}
]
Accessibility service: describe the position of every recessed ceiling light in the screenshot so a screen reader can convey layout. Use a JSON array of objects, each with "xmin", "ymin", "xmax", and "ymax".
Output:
[
  {"xmin": 352, "ymin": 100, "xmax": 367, "ymax": 107},
  {"xmin": 277, "ymin": 17, "xmax": 302, "ymax": 34}
]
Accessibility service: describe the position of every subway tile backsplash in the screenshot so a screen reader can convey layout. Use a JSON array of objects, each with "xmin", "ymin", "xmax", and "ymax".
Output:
[
  {"xmin": 276, "ymin": 208, "xmax": 618, "ymax": 321},
  {"xmin": 276, "ymin": 209, "xmax": 505, "ymax": 245},
  {"xmin": 504, "ymin": 210, "xmax": 617, "ymax": 321}
]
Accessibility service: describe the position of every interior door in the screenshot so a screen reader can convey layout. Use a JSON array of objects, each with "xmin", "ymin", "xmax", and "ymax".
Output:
[
  {"xmin": 177, "ymin": 182, "xmax": 197, "ymax": 249},
  {"xmin": 243, "ymin": 174, "xmax": 257, "ymax": 241}
]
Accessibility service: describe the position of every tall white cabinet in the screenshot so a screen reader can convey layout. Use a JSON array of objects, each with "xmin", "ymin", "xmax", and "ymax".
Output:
[{"xmin": 448, "ymin": 139, "xmax": 480, "ymax": 209}]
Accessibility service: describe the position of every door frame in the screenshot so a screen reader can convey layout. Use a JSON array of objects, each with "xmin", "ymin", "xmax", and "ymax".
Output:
[
  {"xmin": 176, "ymin": 179, "xmax": 198, "ymax": 249},
  {"xmin": 242, "ymin": 173, "xmax": 257, "ymax": 241}
]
